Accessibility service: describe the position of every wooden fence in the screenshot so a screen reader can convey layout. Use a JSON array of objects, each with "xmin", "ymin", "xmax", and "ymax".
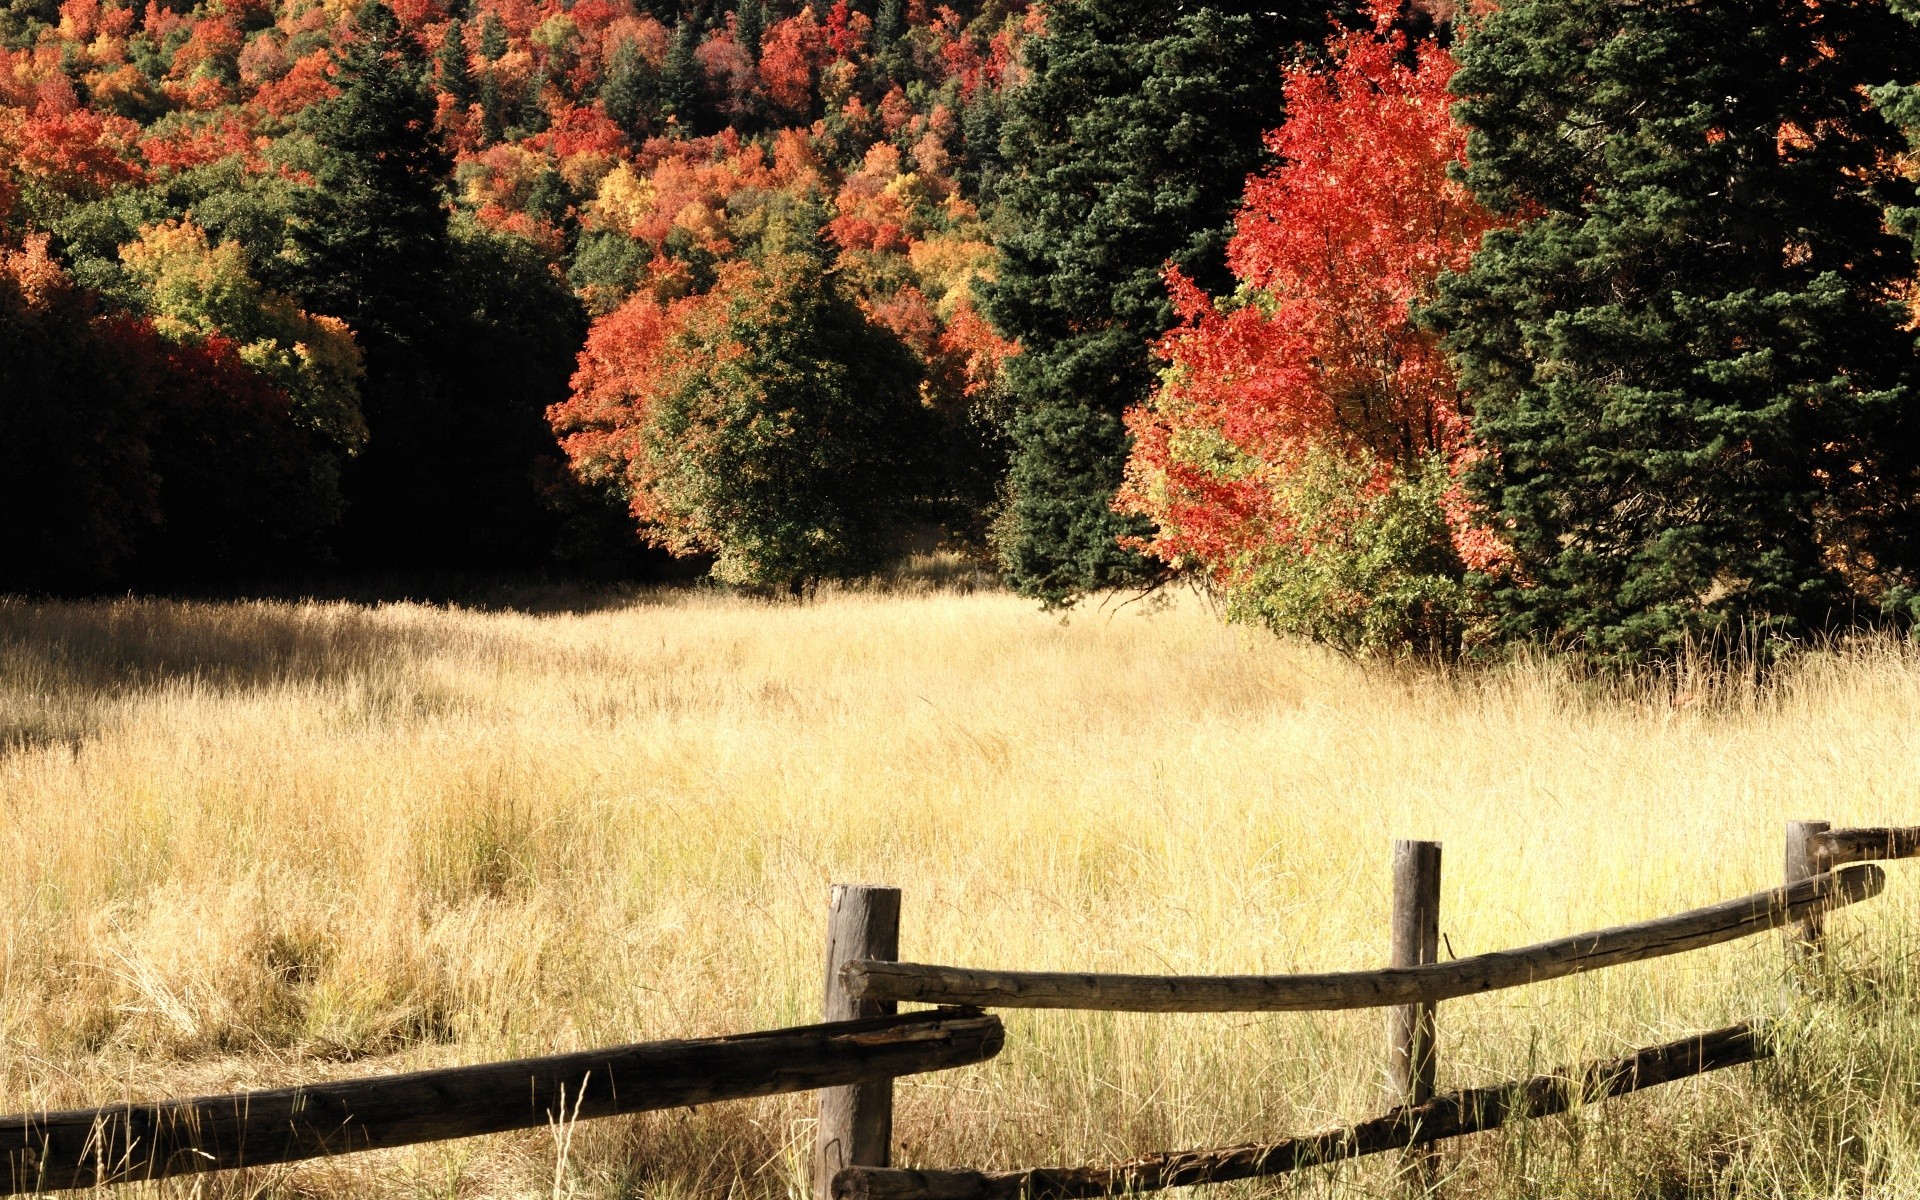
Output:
[
  {"xmin": 0, "ymin": 820, "xmax": 1909, "ymax": 1198},
  {"xmin": 821, "ymin": 820, "xmax": 1917, "ymax": 1200}
]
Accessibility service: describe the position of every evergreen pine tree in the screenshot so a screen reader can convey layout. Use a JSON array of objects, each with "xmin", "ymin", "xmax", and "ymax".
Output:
[
  {"xmin": 516, "ymin": 64, "xmax": 549, "ymax": 136},
  {"xmin": 600, "ymin": 35, "xmax": 655, "ymax": 139},
  {"xmin": 436, "ymin": 18, "xmax": 473, "ymax": 107},
  {"xmin": 477, "ymin": 10, "xmax": 507, "ymax": 60},
  {"xmin": 982, "ymin": 0, "xmax": 1343, "ymax": 605},
  {"xmin": 662, "ymin": 12, "xmax": 701, "ymax": 133},
  {"xmin": 478, "ymin": 68, "xmax": 505, "ymax": 143},
  {"xmin": 873, "ymin": 0, "xmax": 902, "ymax": 50},
  {"xmin": 735, "ymin": 0, "xmax": 764, "ymax": 63},
  {"xmin": 1431, "ymin": 0, "xmax": 1920, "ymax": 660},
  {"xmin": 291, "ymin": 0, "xmax": 450, "ymax": 357}
]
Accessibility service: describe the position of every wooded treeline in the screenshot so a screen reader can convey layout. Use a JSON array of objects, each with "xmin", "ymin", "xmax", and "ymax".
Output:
[{"xmin": 5, "ymin": 0, "xmax": 1920, "ymax": 662}]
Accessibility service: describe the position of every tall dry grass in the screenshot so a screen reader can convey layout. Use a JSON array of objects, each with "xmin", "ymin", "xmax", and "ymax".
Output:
[{"xmin": 2, "ymin": 575, "xmax": 1919, "ymax": 1198}]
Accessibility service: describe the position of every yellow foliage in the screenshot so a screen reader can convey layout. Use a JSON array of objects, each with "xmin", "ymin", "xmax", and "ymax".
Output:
[
  {"xmin": 587, "ymin": 162, "xmax": 657, "ymax": 234},
  {"xmin": 121, "ymin": 219, "xmax": 366, "ymax": 452}
]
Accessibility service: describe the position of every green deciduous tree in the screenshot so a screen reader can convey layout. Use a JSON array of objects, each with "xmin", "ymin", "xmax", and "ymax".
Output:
[
  {"xmin": 556, "ymin": 238, "xmax": 931, "ymax": 592},
  {"xmin": 983, "ymin": 0, "xmax": 1342, "ymax": 605},
  {"xmin": 1432, "ymin": 0, "xmax": 1920, "ymax": 662}
]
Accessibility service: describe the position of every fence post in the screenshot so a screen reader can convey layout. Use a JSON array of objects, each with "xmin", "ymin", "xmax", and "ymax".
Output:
[
  {"xmin": 1388, "ymin": 840, "xmax": 1442, "ymax": 1193},
  {"xmin": 1784, "ymin": 820, "xmax": 1832, "ymax": 965},
  {"xmin": 815, "ymin": 884, "xmax": 902, "ymax": 1200}
]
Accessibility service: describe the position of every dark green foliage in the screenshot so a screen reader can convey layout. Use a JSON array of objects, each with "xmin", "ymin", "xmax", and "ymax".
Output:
[
  {"xmin": 569, "ymin": 228, "xmax": 652, "ymax": 315},
  {"xmin": 874, "ymin": 0, "xmax": 904, "ymax": 50},
  {"xmin": 285, "ymin": 0, "xmax": 581, "ymax": 568},
  {"xmin": 662, "ymin": 14, "xmax": 702, "ymax": 133},
  {"xmin": 982, "ymin": 0, "xmax": 1342, "ymax": 605},
  {"xmin": 735, "ymin": 0, "xmax": 764, "ymax": 62},
  {"xmin": 289, "ymin": 0, "xmax": 451, "ymax": 358},
  {"xmin": 1431, "ymin": 0, "xmax": 1920, "ymax": 662},
  {"xmin": 478, "ymin": 69, "xmax": 505, "ymax": 143},
  {"xmin": 437, "ymin": 19, "xmax": 474, "ymax": 107},
  {"xmin": 0, "ymin": 276, "xmax": 155, "ymax": 591},
  {"xmin": 515, "ymin": 64, "xmax": 550, "ymax": 137},
  {"xmin": 0, "ymin": 0, "xmax": 58, "ymax": 50},
  {"xmin": 477, "ymin": 10, "xmax": 507, "ymax": 60},
  {"xmin": 600, "ymin": 36, "xmax": 657, "ymax": 139},
  {"xmin": 649, "ymin": 245, "xmax": 932, "ymax": 591}
]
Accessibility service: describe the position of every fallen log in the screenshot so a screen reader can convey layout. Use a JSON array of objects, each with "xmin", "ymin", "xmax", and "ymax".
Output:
[
  {"xmin": 1, "ymin": 1007, "xmax": 1003, "ymax": 1195},
  {"xmin": 834, "ymin": 1022, "xmax": 1769, "ymax": 1200},
  {"xmin": 844, "ymin": 865, "xmax": 1881, "ymax": 1012}
]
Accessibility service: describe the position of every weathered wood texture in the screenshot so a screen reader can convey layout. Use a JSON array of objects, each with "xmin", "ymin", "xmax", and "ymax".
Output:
[
  {"xmin": 1784, "ymin": 820, "xmax": 1834, "ymax": 961},
  {"xmin": 843, "ymin": 866, "xmax": 1883, "ymax": 1012},
  {"xmin": 1387, "ymin": 841, "xmax": 1441, "ymax": 1106},
  {"xmin": 0, "ymin": 1008, "xmax": 1002, "ymax": 1196},
  {"xmin": 1386, "ymin": 840, "xmax": 1440, "ymax": 1190},
  {"xmin": 817, "ymin": 885, "xmax": 904, "ymax": 1200},
  {"xmin": 833, "ymin": 1023, "xmax": 1770, "ymax": 1200},
  {"xmin": 1817, "ymin": 825, "xmax": 1920, "ymax": 865}
]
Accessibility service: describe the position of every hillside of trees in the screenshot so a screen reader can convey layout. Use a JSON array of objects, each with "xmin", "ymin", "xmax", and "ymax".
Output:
[{"xmin": 6, "ymin": 0, "xmax": 1920, "ymax": 662}]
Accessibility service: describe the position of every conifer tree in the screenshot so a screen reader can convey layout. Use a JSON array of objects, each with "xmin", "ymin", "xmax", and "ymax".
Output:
[
  {"xmin": 600, "ymin": 36, "xmax": 655, "ymax": 139},
  {"xmin": 662, "ymin": 12, "xmax": 702, "ymax": 132},
  {"xmin": 982, "ymin": 0, "xmax": 1341, "ymax": 605},
  {"xmin": 735, "ymin": 0, "xmax": 764, "ymax": 63},
  {"xmin": 478, "ymin": 69, "xmax": 505, "ymax": 143},
  {"xmin": 291, "ymin": 0, "xmax": 450, "ymax": 358},
  {"xmin": 1432, "ymin": 0, "xmax": 1920, "ymax": 660},
  {"xmin": 477, "ymin": 11, "xmax": 507, "ymax": 60},
  {"xmin": 437, "ymin": 19, "xmax": 473, "ymax": 107},
  {"xmin": 873, "ymin": 0, "xmax": 902, "ymax": 51}
]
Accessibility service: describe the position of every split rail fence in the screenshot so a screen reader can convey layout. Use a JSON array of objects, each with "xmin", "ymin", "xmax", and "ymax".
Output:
[{"xmin": 0, "ymin": 819, "xmax": 1912, "ymax": 1198}]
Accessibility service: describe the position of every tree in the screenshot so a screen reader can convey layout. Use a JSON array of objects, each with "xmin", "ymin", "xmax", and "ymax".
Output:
[
  {"xmin": 288, "ymin": 0, "xmax": 579, "ymax": 568},
  {"xmin": 0, "ymin": 236, "xmax": 155, "ymax": 591},
  {"xmin": 662, "ymin": 12, "xmax": 702, "ymax": 132},
  {"xmin": 1431, "ymin": 0, "xmax": 1920, "ymax": 662},
  {"xmin": 289, "ymin": 0, "xmax": 450, "ymax": 359},
  {"xmin": 601, "ymin": 36, "xmax": 657, "ymax": 140},
  {"xmin": 437, "ymin": 19, "xmax": 474, "ymax": 106},
  {"xmin": 1118, "ymin": 12, "xmax": 1500, "ymax": 656},
  {"xmin": 983, "ymin": 0, "xmax": 1345, "ymax": 605},
  {"xmin": 553, "ymin": 239, "xmax": 930, "ymax": 591},
  {"xmin": 736, "ymin": 0, "xmax": 765, "ymax": 63}
]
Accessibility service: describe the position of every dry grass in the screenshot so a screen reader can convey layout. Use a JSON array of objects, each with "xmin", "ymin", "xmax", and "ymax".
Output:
[{"xmin": 3, "ymin": 572, "xmax": 1920, "ymax": 1198}]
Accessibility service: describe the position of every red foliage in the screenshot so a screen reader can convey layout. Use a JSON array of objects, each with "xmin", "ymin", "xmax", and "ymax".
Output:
[
  {"xmin": 0, "ymin": 106, "xmax": 145, "ymax": 202},
  {"xmin": 758, "ymin": 6, "xmax": 825, "ymax": 117},
  {"xmin": 253, "ymin": 48, "xmax": 338, "ymax": 116},
  {"xmin": 1118, "ymin": 6, "xmax": 1505, "ymax": 578},
  {"xmin": 140, "ymin": 112, "xmax": 261, "ymax": 173},
  {"xmin": 550, "ymin": 282, "xmax": 701, "ymax": 512}
]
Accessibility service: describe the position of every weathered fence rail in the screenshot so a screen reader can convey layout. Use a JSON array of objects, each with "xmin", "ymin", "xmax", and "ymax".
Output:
[
  {"xmin": 8, "ymin": 819, "xmax": 1915, "ymax": 1197},
  {"xmin": 834, "ymin": 1022, "xmax": 1771, "ymax": 1200},
  {"xmin": 819, "ymin": 819, "xmax": 1920, "ymax": 1200},
  {"xmin": 840, "ymin": 865, "xmax": 1884, "ymax": 1012},
  {"xmin": 0, "ymin": 1007, "xmax": 1002, "ymax": 1196}
]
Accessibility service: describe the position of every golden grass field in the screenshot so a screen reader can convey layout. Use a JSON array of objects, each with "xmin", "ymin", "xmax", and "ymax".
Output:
[{"xmin": 4, "ymin": 572, "xmax": 1920, "ymax": 1198}]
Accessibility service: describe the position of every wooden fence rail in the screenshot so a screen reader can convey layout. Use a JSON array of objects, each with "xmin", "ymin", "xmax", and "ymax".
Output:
[
  {"xmin": 818, "ymin": 818, "xmax": 1920, "ymax": 1200},
  {"xmin": 0, "ymin": 1008, "xmax": 1003, "ymax": 1196},
  {"xmin": 840, "ymin": 864, "xmax": 1883, "ymax": 1013},
  {"xmin": 7, "ymin": 819, "xmax": 1914, "ymax": 1198},
  {"xmin": 833, "ymin": 1023, "xmax": 1770, "ymax": 1200}
]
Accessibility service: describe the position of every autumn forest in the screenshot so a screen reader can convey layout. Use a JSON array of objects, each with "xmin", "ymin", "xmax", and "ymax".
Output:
[{"xmin": 7, "ymin": 0, "xmax": 1920, "ymax": 664}]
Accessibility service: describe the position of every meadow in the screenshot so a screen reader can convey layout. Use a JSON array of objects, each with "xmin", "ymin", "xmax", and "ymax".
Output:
[{"xmin": 3, "ymin": 573, "xmax": 1920, "ymax": 1198}]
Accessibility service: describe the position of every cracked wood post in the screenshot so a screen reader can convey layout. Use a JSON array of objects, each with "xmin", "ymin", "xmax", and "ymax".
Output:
[
  {"xmin": 817, "ymin": 885, "xmax": 903, "ymax": 1200},
  {"xmin": 1388, "ymin": 840, "xmax": 1441, "ymax": 1193},
  {"xmin": 1784, "ymin": 820, "xmax": 1831, "ymax": 966}
]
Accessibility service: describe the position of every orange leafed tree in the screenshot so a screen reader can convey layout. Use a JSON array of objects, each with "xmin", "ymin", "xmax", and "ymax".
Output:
[{"xmin": 1117, "ymin": 6, "xmax": 1503, "ymax": 655}]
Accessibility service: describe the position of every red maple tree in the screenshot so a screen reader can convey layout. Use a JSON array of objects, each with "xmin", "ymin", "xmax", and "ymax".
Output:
[{"xmin": 1117, "ymin": 4, "xmax": 1504, "ymax": 651}]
